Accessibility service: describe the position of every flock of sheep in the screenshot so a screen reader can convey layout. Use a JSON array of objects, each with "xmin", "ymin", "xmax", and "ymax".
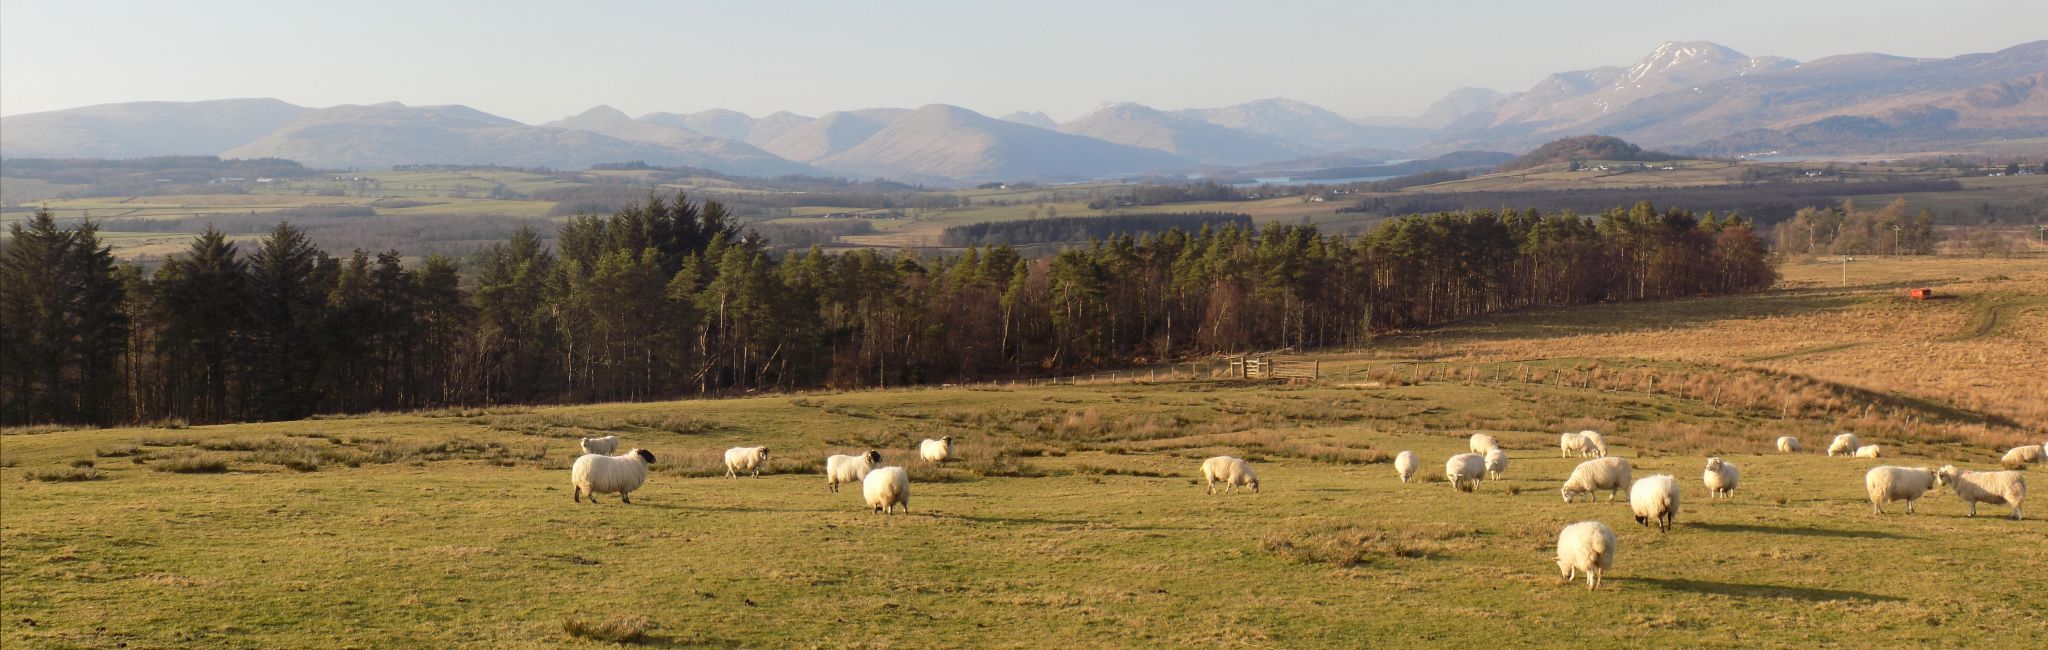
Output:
[{"xmin": 563, "ymin": 427, "xmax": 2037, "ymax": 591}]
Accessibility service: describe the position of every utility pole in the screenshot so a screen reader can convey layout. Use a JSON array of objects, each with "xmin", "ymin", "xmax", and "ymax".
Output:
[{"xmin": 1891, "ymin": 224, "xmax": 1902, "ymax": 256}]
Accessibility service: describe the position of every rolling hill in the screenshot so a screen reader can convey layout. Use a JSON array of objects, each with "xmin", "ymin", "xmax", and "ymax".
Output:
[
  {"xmin": 223, "ymin": 103, "xmax": 785, "ymax": 171},
  {"xmin": 0, "ymin": 98, "xmax": 311, "ymax": 159},
  {"xmin": 542, "ymin": 106, "xmax": 818, "ymax": 176},
  {"xmin": 1059, "ymin": 102, "xmax": 1308, "ymax": 165},
  {"xmin": 758, "ymin": 108, "xmax": 912, "ymax": 162},
  {"xmin": 1178, "ymin": 98, "xmax": 1430, "ymax": 151},
  {"xmin": 815, "ymin": 104, "xmax": 1191, "ymax": 182}
]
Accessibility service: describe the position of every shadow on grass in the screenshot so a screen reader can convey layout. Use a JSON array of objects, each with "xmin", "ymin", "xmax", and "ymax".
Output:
[
  {"xmin": 1689, "ymin": 521, "xmax": 1909, "ymax": 539},
  {"xmin": 1629, "ymin": 577, "xmax": 1901, "ymax": 603}
]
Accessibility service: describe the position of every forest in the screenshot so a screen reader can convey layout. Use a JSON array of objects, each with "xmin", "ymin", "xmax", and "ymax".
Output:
[
  {"xmin": 939, "ymin": 212, "xmax": 1250, "ymax": 246},
  {"xmin": 0, "ymin": 195, "xmax": 1775, "ymax": 426}
]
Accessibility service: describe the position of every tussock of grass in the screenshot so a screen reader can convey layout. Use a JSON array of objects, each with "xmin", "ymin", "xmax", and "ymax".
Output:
[
  {"xmin": 152, "ymin": 456, "xmax": 229, "ymax": 474},
  {"xmin": 24, "ymin": 466, "xmax": 103, "ymax": 482},
  {"xmin": 623, "ymin": 413, "xmax": 718, "ymax": 435},
  {"xmin": 2, "ymin": 423, "xmax": 98, "ymax": 436},
  {"xmin": 1074, "ymin": 463, "xmax": 1178, "ymax": 478},
  {"xmin": 69, "ymin": 459, "xmax": 95, "ymax": 469},
  {"xmin": 137, "ymin": 436, "xmax": 198, "ymax": 447},
  {"xmin": 562, "ymin": 615, "xmax": 652, "ymax": 644},
  {"xmin": 95, "ymin": 445, "xmax": 142, "ymax": 458},
  {"xmin": 1261, "ymin": 520, "xmax": 1482, "ymax": 567}
]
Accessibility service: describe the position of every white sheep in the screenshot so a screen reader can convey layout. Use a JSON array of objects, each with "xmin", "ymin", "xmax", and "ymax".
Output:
[
  {"xmin": 1469, "ymin": 433, "xmax": 1499, "ymax": 455},
  {"xmin": 1561, "ymin": 457, "xmax": 1633, "ymax": 503},
  {"xmin": 1828, "ymin": 432, "xmax": 1860, "ymax": 457},
  {"xmin": 1702, "ymin": 457, "xmax": 1739, "ymax": 498},
  {"xmin": 1560, "ymin": 432, "xmax": 1589, "ymax": 458},
  {"xmin": 919, "ymin": 437, "xmax": 953, "ymax": 463},
  {"xmin": 2001, "ymin": 444, "xmax": 2044, "ymax": 469},
  {"xmin": 1630, "ymin": 474, "xmax": 1680, "ymax": 532},
  {"xmin": 863, "ymin": 466, "xmax": 910, "ymax": 514},
  {"xmin": 1445, "ymin": 453, "xmax": 1486, "ymax": 493},
  {"xmin": 1579, "ymin": 430, "xmax": 1608, "ymax": 458},
  {"xmin": 1394, "ymin": 450, "xmax": 1417, "ymax": 483},
  {"xmin": 1934, "ymin": 466, "xmax": 2026, "ymax": 520},
  {"xmin": 579, "ymin": 435, "xmax": 620, "ymax": 456},
  {"xmin": 1854, "ymin": 445, "xmax": 1881, "ymax": 459},
  {"xmin": 1865, "ymin": 466, "xmax": 1937, "ymax": 515},
  {"xmin": 825, "ymin": 450, "xmax": 882, "ymax": 493},
  {"xmin": 1484, "ymin": 447, "xmax": 1509, "ymax": 481},
  {"xmin": 571, "ymin": 448, "xmax": 655, "ymax": 504},
  {"xmin": 723, "ymin": 446, "xmax": 770, "ymax": 478},
  {"xmin": 1776, "ymin": 436, "xmax": 1802, "ymax": 453},
  {"xmin": 1201, "ymin": 456, "xmax": 1259, "ymax": 495},
  {"xmin": 1555, "ymin": 521, "xmax": 1617, "ymax": 590}
]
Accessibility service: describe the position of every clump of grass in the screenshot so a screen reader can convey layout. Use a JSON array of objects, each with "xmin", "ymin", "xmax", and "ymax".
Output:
[
  {"xmin": 24, "ymin": 466, "xmax": 103, "ymax": 482},
  {"xmin": 788, "ymin": 397, "xmax": 824, "ymax": 408},
  {"xmin": 563, "ymin": 615, "xmax": 652, "ymax": 644},
  {"xmin": 1506, "ymin": 485, "xmax": 1522, "ymax": 496},
  {"xmin": 95, "ymin": 445, "xmax": 141, "ymax": 458},
  {"xmin": 69, "ymin": 459, "xmax": 95, "ymax": 469},
  {"xmin": 153, "ymin": 456, "xmax": 229, "ymax": 474},
  {"xmin": 137, "ymin": 436, "xmax": 198, "ymax": 447},
  {"xmin": 153, "ymin": 417, "xmax": 189, "ymax": 430},
  {"xmin": 1075, "ymin": 464, "xmax": 1178, "ymax": 478},
  {"xmin": 625, "ymin": 413, "xmax": 718, "ymax": 436},
  {"xmin": 1, "ymin": 423, "xmax": 97, "ymax": 436},
  {"xmin": 1260, "ymin": 520, "xmax": 1481, "ymax": 568}
]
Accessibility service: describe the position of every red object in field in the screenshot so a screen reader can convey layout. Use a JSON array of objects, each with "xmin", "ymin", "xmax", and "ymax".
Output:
[{"xmin": 1907, "ymin": 288, "xmax": 1934, "ymax": 300}]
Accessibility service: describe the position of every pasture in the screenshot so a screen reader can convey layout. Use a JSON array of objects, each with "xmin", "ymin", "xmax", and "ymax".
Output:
[{"xmin": 4, "ymin": 260, "xmax": 2047, "ymax": 649}]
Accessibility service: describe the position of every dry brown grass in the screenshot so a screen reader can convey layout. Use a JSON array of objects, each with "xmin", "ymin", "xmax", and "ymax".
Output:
[
  {"xmin": 1260, "ymin": 518, "xmax": 1484, "ymax": 567},
  {"xmin": 562, "ymin": 614, "xmax": 653, "ymax": 644}
]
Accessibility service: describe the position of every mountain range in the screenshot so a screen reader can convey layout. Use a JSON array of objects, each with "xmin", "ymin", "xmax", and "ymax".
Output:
[{"xmin": 4, "ymin": 40, "xmax": 2042, "ymax": 182}]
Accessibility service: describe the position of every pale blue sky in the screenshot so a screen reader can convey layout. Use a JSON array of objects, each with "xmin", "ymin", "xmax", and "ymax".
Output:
[{"xmin": 3, "ymin": 0, "xmax": 2041, "ymax": 122}]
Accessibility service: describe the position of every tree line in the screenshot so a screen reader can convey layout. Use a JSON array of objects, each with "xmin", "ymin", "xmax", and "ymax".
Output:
[
  {"xmin": 0, "ymin": 196, "xmax": 1775, "ymax": 426},
  {"xmin": 940, "ymin": 213, "xmax": 1251, "ymax": 246},
  {"xmin": 1772, "ymin": 198, "xmax": 1941, "ymax": 255}
]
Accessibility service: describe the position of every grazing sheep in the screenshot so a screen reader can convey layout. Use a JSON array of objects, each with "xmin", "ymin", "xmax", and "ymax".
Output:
[
  {"xmin": 1702, "ymin": 457, "xmax": 1739, "ymax": 498},
  {"xmin": 1854, "ymin": 445, "xmax": 1881, "ymax": 459},
  {"xmin": 1201, "ymin": 456, "xmax": 1259, "ymax": 495},
  {"xmin": 1445, "ymin": 453, "xmax": 1486, "ymax": 493},
  {"xmin": 919, "ymin": 437, "xmax": 953, "ymax": 463},
  {"xmin": 723, "ymin": 446, "xmax": 770, "ymax": 478},
  {"xmin": 1776, "ymin": 436, "xmax": 1802, "ymax": 453},
  {"xmin": 579, "ymin": 435, "xmax": 620, "ymax": 456},
  {"xmin": 1484, "ymin": 447, "xmax": 1509, "ymax": 481},
  {"xmin": 1555, "ymin": 521, "xmax": 1617, "ymax": 590},
  {"xmin": 1561, "ymin": 457, "xmax": 1634, "ymax": 503},
  {"xmin": 571, "ymin": 449, "xmax": 656, "ymax": 504},
  {"xmin": 1630, "ymin": 474, "xmax": 1680, "ymax": 532},
  {"xmin": 1469, "ymin": 433, "xmax": 1500, "ymax": 455},
  {"xmin": 1934, "ymin": 466, "xmax": 2027, "ymax": 520},
  {"xmin": 825, "ymin": 450, "xmax": 882, "ymax": 493},
  {"xmin": 1828, "ymin": 432, "xmax": 1861, "ymax": 457},
  {"xmin": 1560, "ymin": 432, "xmax": 1590, "ymax": 458},
  {"xmin": 1394, "ymin": 451, "xmax": 1417, "ymax": 483},
  {"xmin": 1865, "ymin": 466, "xmax": 1938, "ymax": 515},
  {"xmin": 1579, "ymin": 430, "xmax": 1608, "ymax": 458},
  {"xmin": 2002, "ymin": 445, "xmax": 2045, "ymax": 469},
  {"xmin": 863, "ymin": 466, "xmax": 910, "ymax": 514}
]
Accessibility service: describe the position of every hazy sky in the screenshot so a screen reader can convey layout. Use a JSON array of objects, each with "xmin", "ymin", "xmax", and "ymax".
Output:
[{"xmin": 4, "ymin": 0, "xmax": 2042, "ymax": 123}]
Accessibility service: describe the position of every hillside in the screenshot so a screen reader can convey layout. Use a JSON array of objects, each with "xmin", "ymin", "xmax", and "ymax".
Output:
[
  {"xmin": 1060, "ymin": 102, "xmax": 1308, "ymax": 165},
  {"xmin": 1178, "ymin": 98, "xmax": 1429, "ymax": 151},
  {"xmin": 759, "ymin": 109, "xmax": 912, "ymax": 162},
  {"xmin": 543, "ymin": 106, "xmax": 818, "ymax": 176},
  {"xmin": 0, "ymin": 98, "xmax": 311, "ymax": 158},
  {"xmin": 816, "ymin": 104, "xmax": 1192, "ymax": 182},
  {"xmin": 1495, "ymin": 135, "xmax": 1677, "ymax": 171},
  {"xmin": 220, "ymin": 103, "xmax": 759, "ymax": 171}
]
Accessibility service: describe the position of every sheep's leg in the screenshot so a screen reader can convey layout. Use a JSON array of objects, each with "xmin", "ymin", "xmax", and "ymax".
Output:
[
  {"xmin": 574, "ymin": 486, "xmax": 582, "ymax": 503},
  {"xmin": 1968, "ymin": 502, "xmax": 1977, "ymax": 517},
  {"xmin": 621, "ymin": 492, "xmax": 632, "ymax": 504}
]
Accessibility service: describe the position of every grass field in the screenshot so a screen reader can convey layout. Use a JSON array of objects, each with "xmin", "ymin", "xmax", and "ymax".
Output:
[{"xmin": 5, "ymin": 256, "xmax": 2046, "ymax": 648}]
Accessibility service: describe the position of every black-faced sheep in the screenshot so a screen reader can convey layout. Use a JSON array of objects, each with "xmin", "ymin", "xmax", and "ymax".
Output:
[
  {"xmin": 825, "ymin": 450, "xmax": 882, "ymax": 493},
  {"xmin": 572, "ymin": 449, "xmax": 655, "ymax": 504},
  {"xmin": 723, "ymin": 446, "xmax": 769, "ymax": 478}
]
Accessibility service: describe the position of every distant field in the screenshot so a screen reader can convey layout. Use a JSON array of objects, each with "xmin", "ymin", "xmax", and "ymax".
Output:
[{"xmin": 5, "ymin": 256, "xmax": 2044, "ymax": 648}]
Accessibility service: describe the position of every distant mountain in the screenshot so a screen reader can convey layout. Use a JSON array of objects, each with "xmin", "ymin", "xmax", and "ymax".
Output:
[
  {"xmin": 1434, "ymin": 40, "xmax": 2048, "ymax": 154},
  {"xmin": 816, "ymin": 104, "xmax": 1190, "ymax": 182},
  {"xmin": 543, "ymin": 106, "xmax": 816, "ymax": 176},
  {"xmin": 759, "ymin": 109, "xmax": 911, "ymax": 162},
  {"xmin": 1059, "ymin": 102, "xmax": 1308, "ymax": 165},
  {"xmin": 1178, "ymin": 98, "xmax": 1428, "ymax": 151},
  {"xmin": 638, "ymin": 109, "xmax": 756, "ymax": 141},
  {"xmin": 1415, "ymin": 88, "xmax": 1504, "ymax": 129},
  {"xmin": 1001, "ymin": 111, "xmax": 1058, "ymax": 129},
  {"xmin": 1, "ymin": 98, "xmax": 310, "ymax": 158},
  {"xmin": 1496, "ymin": 135, "xmax": 1676, "ymax": 171},
  {"xmin": 225, "ymin": 102, "xmax": 793, "ymax": 171}
]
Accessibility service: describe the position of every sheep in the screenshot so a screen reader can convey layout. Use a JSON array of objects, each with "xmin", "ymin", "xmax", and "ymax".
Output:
[
  {"xmin": 1828, "ymin": 432, "xmax": 1860, "ymax": 457},
  {"xmin": 1394, "ymin": 450, "xmax": 1417, "ymax": 483},
  {"xmin": 1445, "ymin": 453, "xmax": 1486, "ymax": 493},
  {"xmin": 1469, "ymin": 433, "xmax": 1499, "ymax": 455},
  {"xmin": 1776, "ymin": 436, "xmax": 1802, "ymax": 453},
  {"xmin": 1561, "ymin": 457, "xmax": 1633, "ymax": 503},
  {"xmin": 919, "ymin": 437, "xmax": 953, "ymax": 463},
  {"xmin": 1484, "ymin": 447, "xmax": 1509, "ymax": 481},
  {"xmin": 1560, "ymin": 432, "xmax": 1590, "ymax": 458},
  {"xmin": 1201, "ymin": 456, "xmax": 1259, "ymax": 495},
  {"xmin": 1630, "ymin": 474, "xmax": 1680, "ymax": 532},
  {"xmin": 824, "ymin": 450, "xmax": 882, "ymax": 493},
  {"xmin": 1934, "ymin": 466, "xmax": 2027, "ymax": 520},
  {"xmin": 1854, "ymin": 445, "xmax": 1881, "ymax": 459},
  {"xmin": 1555, "ymin": 521, "xmax": 1617, "ymax": 590},
  {"xmin": 1702, "ymin": 457, "xmax": 1739, "ymax": 498},
  {"xmin": 579, "ymin": 435, "xmax": 620, "ymax": 456},
  {"xmin": 863, "ymin": 466, "xmax": 910, "ymax": 514},
  {"xmin": 571, "ymin": 449, "xmax": 656, "ymax": 504},
  {"xmin": 1579, "ymin": 430, "xmax": 1608, "ymax": 458},
  {"xmin": 2001, "ymin": 444, "xmax": 2045, "ymax": 469},
  {"xmin": 1865, "ymin": 466, "xmax": 1938, "ymax": 515},
  {"xmin": 723, "ymin": 446, "xmax": 770, "ymax": 478}
]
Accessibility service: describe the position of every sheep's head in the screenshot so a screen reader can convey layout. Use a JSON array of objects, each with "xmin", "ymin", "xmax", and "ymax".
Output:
[
  {"xmin": 1934, "ymin": 465, "xmax": 1958, "ymax": 486},
  {"xmin": 940, "ymin": 436, "xmax": 952, "ymax": 444},
  {"xmin": 635, "ymin": 449, "xmax": 656, "ymax": 464},
  {"xmin": 1704, "ymin": 458, "xmax": 1722, "ymax": 472},
  {"xmin": 1634, "ymin": 514, "xmax": 1649, "ymax": 527},
  {"xmin": 1249, "ymin": 477, "xmax": 1260, "ymax": 493},
  {"xmin": 864, "ymin": 450, "xmax": 882, "ymax": 463},
  {"xmin": 1561, "ymin": 487, "xmax": 1583, "ymax": 503},
  {"xmin": 759, "ymin": 447, "xmax": 770, "ymax": 458}
]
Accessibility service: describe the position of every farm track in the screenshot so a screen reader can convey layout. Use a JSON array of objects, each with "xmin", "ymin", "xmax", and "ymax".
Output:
[{"xmin": 1944, "ymin": 295, "xmax": 2048, "ymax": 342}]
